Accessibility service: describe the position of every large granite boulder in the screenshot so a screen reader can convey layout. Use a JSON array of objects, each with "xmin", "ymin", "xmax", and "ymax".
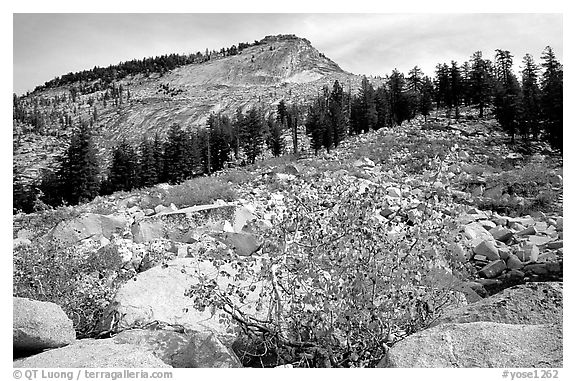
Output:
[
  {"xmin": 13, "ymin": 297, "xmax": 76, "ymax": 353},
  {"xmin": 112, "ymin": 329, "xmax": 242, "ymax": 367},
  {"xmin": 380, "ymin": 322, "xmax": 562, "ymax": 368},
  {"xmin": 97, "ymin": 257, "xmax": 269, "ymax": 343},
  {"xmin": 431, "ymin": 282, "xmax": 562, "ymax": 327},
  {"xmin": 14, "ymin": 339, "xmax": 170, "ymax": 368}
]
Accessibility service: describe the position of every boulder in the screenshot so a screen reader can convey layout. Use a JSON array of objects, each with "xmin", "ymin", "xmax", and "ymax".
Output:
[
  {"xmin": 387, "ymin": 187, "xmax": 402, "ymax": 198},
  {"xmin": 97, "ymin": 258, "xmax": 269, "ymax": 342},
  {"xmin": 529, "ymin": 235, "xmax": 553, "ymax": 246},
  {"xmin": 517, "ymin": 243, "xmax": 539, "ymax": 262},
  {"xmin": 477, "ymin": 260, "xmax": 506, "ymax": 278},
  {"xmin": 112, "ymin": 329, "xmax": 241, "ymax": 368},
  {"xmin": 14, "ymin": 339, "xmax": 170, "ymax": 368},
  {"xmin": 211, "ymin": 232, "xmax": 262, "ymax": 256},
  {"xmin": 473, "ymin": 241, "xmax": 500, "ymax": 261},
  {"xmin": 233, "ymin": 206, "xmax": 256, "ymax": 233},
  {"xmin": 380, "ymin": 322, "xmax": 562, "ymax": 368},
  {"xmin": 432, "ymin": 282, "xmax": 562, "ymax": 327},
  {"xmin": 132, "ymin": 220, "xmax": 165, "ymax": 243},
  {"xmin": 50, "ymin": 213, "xmax": 127, "ymax": 245},
  {"xmin": 489, "ymin": 226, "xmax": 513, "ymax": 243},
  {"xmin": 463, "ymin": 222, "xmax": 494, "ymax": 246},
  {"xmin": 506, "ymin": 254, "xmax": 524, "ymax": 270},
  {"xmin": 13, "ymin": 297, "xmax": 76, "ymax": 353}
]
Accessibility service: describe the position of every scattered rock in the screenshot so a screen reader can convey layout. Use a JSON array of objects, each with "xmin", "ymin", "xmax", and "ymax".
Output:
[
  {"xmin": 489, "ymin": 226, "xmax": 513, "ymax": 243},
  {"xmin": 212, "ymin": 232, "xmax": 262, "ymax": 256},
  {"xmin": 473, "ymin": 241, "xmax": 500, "ymax": 261},
  {"xmin": 13, "ymin": 297, "xmax": 76, "ymax": 354},
  {"xmin": 132, "ymin": 220, "xmax": 165, "ymax": 243},
  {"xmin": 477, "ymin": 260, "xmax": 506, "ymax": 278},
  {"xmin": 50, "ymin": 213, "xmax": 127, "ymax": 245},
  {"xmin": 517, "ymin": 243, "xmax": 539, "ymax": 262},
  {"xmin": 505, "ymin": 254, "xmax": 524, "ymax": 270},
  {"xmin": 387, "ymin": 187, "xmax": 402, "ymax": 198}
]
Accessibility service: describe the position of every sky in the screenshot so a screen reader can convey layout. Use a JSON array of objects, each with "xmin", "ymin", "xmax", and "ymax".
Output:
[{"xmin": 13, "ymin": 13, "xmax": 563, "ymax": 95}]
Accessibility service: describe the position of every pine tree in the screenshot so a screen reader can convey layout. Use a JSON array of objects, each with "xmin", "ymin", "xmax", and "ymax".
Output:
[
  {"xmin": 163, "ymin": 124, "xmax": 189, "ymax": 183},
  {"xmin": 460, "ymin": 61, "xmax": 473, "ymax": 107},
  {"xmin": 406, "ymin": 66, "xmax": 423, "ymax": 119},
  {"xmin": 519, "ymin": 54, "xmax": 541, "ymax": 140},
  {"xmin": 375, "ymin": 85, "xmax": 392, "ymax": 128},
  {"xmin": 493, "ymin": 50, "xmax": 521, "ymax": 141},
  {"xmin": 329, "ymin": 80, "xmax": 347, "ymax": 146},
  {"xmin": 306, "ymin": 97, "xmax": 328, "ymax": 155},
  {"xmin": 449, "ymin": 61, "xmax": 462, "ymax": 120},
  {"xmin": 388, "ymin": 69, "xmax": 410, "ymax": 125},
  {"xmin": 540, "ymin": 46, "xmax": 563, "ymax": 150},
  {"xmin": 58, "ymin": 121, "xmax": 101, "ymax": 204},
  {"xmin": 266, "ymin": 113, "xmax": 285, "ymax": 157},
  {"xmin": 470, "ymin": 51, "xmax": 493, "ymax": 118},
  {"xmin": 207, "ymin": 113, "xmax": 233, "ymax": 172},
  {"xmin": 420, "ymin": 76, "xmax": 434, "ymax": 122},
  {"xmin": 108, "ymin": 139, "xmax": 138, "ymax": 192},
  {"xmin": 152, "ymin": 133, "xmax": 165, "ymax": 182},
  {"xmin": 288, "ymin": 103, "xmax": 300, "ymax": 155},
  {"xmin": 137, "ymin": 137, "xmax": 159, "ymax": 188},
  {"xmin": 240, "ymin": 107, "xmax": 265, "ymax": 164},
  {"xmin": 277, "ymin": 100, "xmax": 288, "ymax": 126},
  {"xmin": 434, "ymin": 63, "xmax": 451, "ymax": 112}
]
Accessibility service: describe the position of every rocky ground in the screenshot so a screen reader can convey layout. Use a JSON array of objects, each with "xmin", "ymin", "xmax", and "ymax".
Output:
[{"xmin": 13, "ymin": 110, "xmax": 563, "ymax": 367}]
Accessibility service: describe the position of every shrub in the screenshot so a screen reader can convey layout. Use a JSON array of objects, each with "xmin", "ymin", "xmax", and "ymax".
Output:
[
  {"xmin": 13, "ymin": 240, "xmax": 133, "ymax": 338},
  {"xmin": 189, "ymin": 157, "xmax": 472, "ymax": 367},
  {"xmin": 162, "ymin": 176, "xmax": 237, "ymax": 208}
]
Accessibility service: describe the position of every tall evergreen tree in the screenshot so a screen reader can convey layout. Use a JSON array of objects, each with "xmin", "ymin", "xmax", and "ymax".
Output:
[
  {"xmin": 470, "ymin": 51, "xmax": 493, "ymax": 118},
  {"xmin": 287, "ymin": 103, "xmax": 300, "ymax": 154},
  {"xmin": 419, "ymin": 76, "xmax": 434, "ymax": 122},
  {"xmin": 137, "ymin": 137, "xmax": 159, "ymax": 188},
  {"xmin": 388, "ymin": 69, "xmax": 410, "ymax": 125},
  {"xmin": 329, "ymin": 80, "xmax": 347, "ymax": 145},
  {"xmin": 163, "ymin": 124, "xmax": 189, "ymax": 183},
  {"xmin": 540, "ymin": 46, "xmax": 563, "ymax": 150},
  {"xmin": 493, "ymin": 49, "xmax": 521, "ymax": 141},
  {"xmin": 58, "ymin": 121, "xmax": 101, "ymax": 204},
  {"xmin": 519, "ymin": 53, "xmax": 541, "ymax": 140},
  {"xmin": 108, "ymin": 139, "xmax": 138, "ymax": 192},
  {"xmin": 449, "ymin": 61, "xmax": 463, "ymax": 120},
  {"xmin": 240, "ymin": 107, "xmax": 265, "ymax": 164},
  {"xmin": 207, "ymin": 113, "xmax": 233, "ymax": 172},
  {"xmin": 434, "ymin": 63, "xmax": 451, "ymax": 113},
  {"xmin": 375, "ymin": 85, "xmax": 392, "ymax": 128},
  {"xmin": 306, "ymin": 96, "xmax": 328, "ymax": 155},
  {"xmin": 266, "ymin": 113, "xmax": 285, "ymax": 157}
]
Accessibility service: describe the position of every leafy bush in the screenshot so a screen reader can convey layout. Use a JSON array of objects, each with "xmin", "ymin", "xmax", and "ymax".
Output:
[
  {"xmin": 161, "ymin": 176, "xmax": 237, "ymax": 207},
  {"xmin": 189, "ymin": 157, "xmax": 473, "ymax": 367},
  {"xmin": 13, "ymin": 240, "xmax": 133, "ymax": 338}
]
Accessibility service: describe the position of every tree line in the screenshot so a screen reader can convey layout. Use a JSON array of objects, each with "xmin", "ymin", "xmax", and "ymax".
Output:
[{"xmin": 13, "ymin": 46, "xmax": 562, "ymax": 213}]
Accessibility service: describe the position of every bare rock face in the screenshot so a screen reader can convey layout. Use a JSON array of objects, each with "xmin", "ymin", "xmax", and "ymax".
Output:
[
  {"xmin": 112, "ymin": 329, "xmax": 242, "ymax": 368},
  {"xmin": 380, "ymin": 322, "xmax": 562, "ymax": 368},
  {"xmin": 431, "ymin": 282, "xmax": 562, "ymax": 327},
  {"xmin": 13, "ymin": 339, "xmax": 170, "ymax": 368},
  {"xmin": 13, "ymin": 297, "xmax": 76, "ymax": 353}
]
